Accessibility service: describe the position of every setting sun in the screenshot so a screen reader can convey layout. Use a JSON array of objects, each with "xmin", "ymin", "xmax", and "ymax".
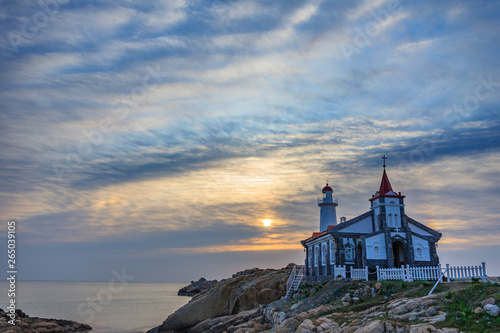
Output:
[{"xmin": 262, "ymin": 219, "xmax": 272, "ymax": 227}]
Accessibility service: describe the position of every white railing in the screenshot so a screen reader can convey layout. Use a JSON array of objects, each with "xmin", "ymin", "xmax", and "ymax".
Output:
[
  {"xmin": 334, "ymin": 265, "xmax": 346, "ymax": 278},
  {"xmin": 445, "ymin": 262, "xmax": 486, "ymax": 283},
  {"xmin": 429, "ymin": 266, "xmax": 449, "ymax": 296},
  {"xmin": 304, "ymin": 262, "xmax": 487, "ymax": 284},
  {"xmin": 351, "ymin": 266, "xmax": 368, "ymax": 280},
  {"xmin": 297, "ymin": 265, "xmax": 304, "ymax": 283},
  {"xmin": 286, "ymin": 265, "xmax": 304, "ymax": 298},
  {"xmin": 317, "ymin": 197, "xmax": 339, "ymax": 205},
  {"xmin": 376, "ymin": 263, "xmax": 486, "ymax": 283},
  {"xmin": 409, "ymin": 265, "xmax": 442, "ymax": 281},
  {"xmin": 377, "ymin": 265, "xmax": 408, "ymax": 281},
  {"xmin": 286, "ymin": 264, "xmax": 297, "ymax": 294}
]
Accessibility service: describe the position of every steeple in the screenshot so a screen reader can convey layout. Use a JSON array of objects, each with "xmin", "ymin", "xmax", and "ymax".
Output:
[
  {"xmin": 369, "ymin": 157, "xmax": 406, "ymax": 231},
  {"xmin": 369, "ymin": 157, "xmax": 405, "ymax": 202},
  {"xmin": 378, "ymin": 168, "xmax": 394, "ymax": 196}
]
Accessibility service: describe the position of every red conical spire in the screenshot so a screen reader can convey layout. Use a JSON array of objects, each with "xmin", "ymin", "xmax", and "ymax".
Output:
[
  {"xmin": 369, "ymin": 166, "xmax": 405, "ymax": 201},
  {"xmin": 379, "ymin": 168, "xmax": 393, "ymax": 195}
]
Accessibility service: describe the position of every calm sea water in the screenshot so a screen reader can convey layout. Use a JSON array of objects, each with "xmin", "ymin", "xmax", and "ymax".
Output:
[{"xmin": 0, "ymin": 281, "xmax": 190, "ymax": 333}]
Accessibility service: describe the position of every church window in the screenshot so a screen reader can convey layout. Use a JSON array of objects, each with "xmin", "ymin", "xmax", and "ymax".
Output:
[
  {"xmin": 345, "ymin": 243, "xmax": 354, "ymax": 260},
  {"xmin": 314, "ymin": 245, "xmax": 319, "ymax": 267},
  {"xmin": 374, "ymin": 246, "xmax": 380, "ymax": 255},
  {"xmin": 416, "ymin": 247, "xmax": 422, "ymax": 258},
  {"xmin": 330, "ymin": 240, "xmax": 336, "ymax": 264},
  {"xmin": 394, "ymin": 213, "xmax": 400, "ymax": 227},
  {"xmin": 388, "ymin": 214, "xmax": 393, "ymax": 227},
  {"xmin": 322, "ymin": 243, "xmax": 327, "ymax": 266}
]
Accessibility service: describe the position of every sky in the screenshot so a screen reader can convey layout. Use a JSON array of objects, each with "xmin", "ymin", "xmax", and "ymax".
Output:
[{"xmin": 0, "ymin": 0, "xmax": 499, "ymax": 283}]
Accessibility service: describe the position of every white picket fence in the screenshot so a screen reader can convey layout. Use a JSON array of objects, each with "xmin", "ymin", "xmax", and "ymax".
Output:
[
  {"xmin": 410, "ymin": 265, "xmax": 441, "ymax": 281},
  {"xmin": 377, "ymin": 265, "xmax": 408, "ymax": 281},
  {"xmin": 351, "ymin": 266, "xmax": 369, "ymax": 280},
  {"xmin": 445, "ymin": 263, "xmax": 486, "ymax": 282},
  {"xmin": 377, "ymin": 265, "xmax": 442, "ymax": 282},
  {"xmin": 305, "ymin": 262, "xmax": 487, "ymax": 283},
  {"xmin": 376, "ymin": 263, "xmax": 487, "ymax": 283},
  {"xmin": 333, "ymin": 265, "xmax": 346, "ymax": 278}
]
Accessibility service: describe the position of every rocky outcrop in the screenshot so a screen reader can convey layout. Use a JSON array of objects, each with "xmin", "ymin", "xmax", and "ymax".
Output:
[
  {"xmin": 0, "ymin": 309, "xmax": 91, "ymax": 332},
  {"xmin": 154, "ymin": 265, "xmax": 292, "ymax": 332},
  {"xmin": 150, "ymin": 268, "xmax": 500, "ymax": 333},
  {"xmin": 178, "ymin": 278, "xmax": 218, "ymax": 296}
]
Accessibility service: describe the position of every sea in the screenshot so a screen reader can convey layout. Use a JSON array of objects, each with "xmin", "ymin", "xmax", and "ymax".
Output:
[{"xmin": 0, "ymin": 281, "xmax": 190, "ymax": 333}]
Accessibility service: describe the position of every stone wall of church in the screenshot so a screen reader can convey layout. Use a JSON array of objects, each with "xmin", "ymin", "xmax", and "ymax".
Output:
[{"xmin": 304, "ymin": 236, "xmax": 336, "ymax": 281}]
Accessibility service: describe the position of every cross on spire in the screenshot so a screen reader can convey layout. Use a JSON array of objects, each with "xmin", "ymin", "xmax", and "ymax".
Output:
[{"xmin": 381, "ymin": 155, "xmax": 388, "ymax": 168}]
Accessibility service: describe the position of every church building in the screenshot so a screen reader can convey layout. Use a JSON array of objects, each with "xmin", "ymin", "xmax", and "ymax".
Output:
[{"xmin": 301, "ymin": 162, "xmax": 442, "ymax": 280}]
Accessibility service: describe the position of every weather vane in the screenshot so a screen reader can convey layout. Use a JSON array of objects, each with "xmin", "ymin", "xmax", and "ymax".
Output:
[{"xmin": 381, "ymin": 155, "xmax": 388, "ymax": 168}]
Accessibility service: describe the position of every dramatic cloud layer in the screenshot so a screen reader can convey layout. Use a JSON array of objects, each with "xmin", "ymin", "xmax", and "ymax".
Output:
[{"xmin": 1, "ymin": 0, "xmax": 499, "ymax": 282}]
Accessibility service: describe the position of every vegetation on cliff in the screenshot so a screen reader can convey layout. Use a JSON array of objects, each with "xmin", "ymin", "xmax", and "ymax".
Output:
[{"xmin": 149, "ymin": 266, "xmax": 500, "ymax": 333}]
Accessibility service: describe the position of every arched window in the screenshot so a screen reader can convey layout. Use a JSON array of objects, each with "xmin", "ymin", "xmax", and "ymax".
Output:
[
  {"xmin": 329, "ymin": 240, "xmax": 336, "ymax": 264},
  {"xmin": 374, "ymin": 246, "xmax": 380, "ymax": 255},
  {"xmin": 388, "ymin": 213, "xmax": 393, "ymax": 227},
  {"xmin": 345, "ymin": 243, "xmax": 354, "ymax": 260},
  {"xmin": 394, "ymin": 213, "xmax": 400, "ymax": 227},
  {"xmin": 322, "ymin": 243, "xmax": 327, "ymax": 266},
  {"xmin": 314, "ymin": 245, "xmax": 319, "ymax": 267}
]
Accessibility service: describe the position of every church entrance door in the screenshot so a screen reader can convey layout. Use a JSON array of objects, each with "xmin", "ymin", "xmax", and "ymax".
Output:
[
  {"xmin": 356, "ymin": 243, "xmax": 363, "ymax": 268},
  {"xmin": 392, "ymin": 241, "xmax": 406, "ymax": 267}
]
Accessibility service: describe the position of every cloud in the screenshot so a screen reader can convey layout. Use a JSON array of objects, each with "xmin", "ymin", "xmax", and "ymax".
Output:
[{"xmin": 1, "ymin": 0, "xmax": 500, "ymax": 281}]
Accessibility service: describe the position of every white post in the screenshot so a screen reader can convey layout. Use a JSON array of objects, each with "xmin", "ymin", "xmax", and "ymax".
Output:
[
  {"xmin": 446, "ymin": 264, "xmax": 450, "ymax": 282},
  {"xmin": 376, "ymin": 265, "xmax": 380, "ymax": 281},
  {"xmin": 482, "ymin": 262, "xmax": 487, "ymax": 283}
]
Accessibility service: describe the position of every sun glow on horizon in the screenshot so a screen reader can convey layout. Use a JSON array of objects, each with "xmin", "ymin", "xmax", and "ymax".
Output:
[{"xmin": 262, "ymin": 219, "xmax": 272, "ymax": 227}]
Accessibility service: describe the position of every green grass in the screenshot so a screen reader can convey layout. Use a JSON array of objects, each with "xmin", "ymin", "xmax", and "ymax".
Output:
[
  {"xmin": 434, "ymin": 283, "xmax": 500, "ymax": 332},
  {"xmin": 293, "ymin": 279, "xmax": 500, "ymax": 333},
  {"xmin": 404, "ymin": 282, "xmax": 449, "ymax": 298}
]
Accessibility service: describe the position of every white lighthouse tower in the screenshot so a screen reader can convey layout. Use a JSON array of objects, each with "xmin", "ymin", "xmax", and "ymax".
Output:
[{"xmin": 318, "ymin": 183, "xmax": 338, "ymax": 232}]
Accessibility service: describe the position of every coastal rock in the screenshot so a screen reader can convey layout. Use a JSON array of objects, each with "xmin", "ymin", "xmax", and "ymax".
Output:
[
  {"xmin": 296, "ymin": 319, "xmax": 315, "ymax": 333},
  {"xmin": 425, "ymin": 306, "xmax": 437, "ymax": 316},
  {"xmin": 158, "ymin": 266, "xmax": 291, "ymax": 332},
  {"xmin": 150, "ymin": 268, "xmax": 499, "ymax": 333},
  {"xmin": 0, "ymin": 308, "xmax": 91, "ymax": 333},
  {"xmin": 409, "ymin": 324, "xmax": 458, "ymax": 333},
  {"xmin": 353, "ymin": 320, "xmax": 384, "ymax": 333},
  {"xmin": 479, "ymin": 297, "xmax": 495, "ymax": 307},
  {"xmin": 483, "ymin": 303, "xmax": 500, "ymax": 317},
  {"xmin": 178, "ymin": 277, "xmax": 218, "ymax": 296}
]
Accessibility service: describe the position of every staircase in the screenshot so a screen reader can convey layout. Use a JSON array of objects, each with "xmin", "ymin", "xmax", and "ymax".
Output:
[{"xmin": 285, "ymin": 265, "xmax": 304, "ymax": 298}]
